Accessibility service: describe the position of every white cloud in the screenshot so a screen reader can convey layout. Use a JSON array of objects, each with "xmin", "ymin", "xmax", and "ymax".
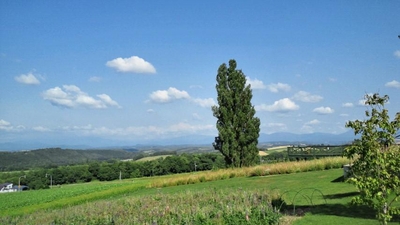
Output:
[
  {"xmin": 191, "ymin": 98, "xmax": 216, "ymax": 108},
  {"xmin": 0, "ymin": 119, "xmax": 25, "ymax": 131},
  {"xmin": 0, "ymin": 119, "xmax": 11, "ymax": 127},
  {"xmin": 246, "ymin": 77, "xmax": 266, "ymax": 89},
  {"xmin": 328, "ymin": 77, "xmax": 337, "ymax": 82},
  {"xmin": 340, "ymin": 113, "xmax": 349, "ymax": 117},
  {"xmin": 97, "ymin": 94, "xmax": 121, "ymax": 108},
  {"xmin": 255, "ymin": 98, "xmax": 299, "ymax": 112},
  {"xmin": 292, "ymin": 91, "xmax": 323, "ymax": 103},
  {"xmin": 106, "ymin": 56, "xmax": 156, "ymax": 74},
  {"xmin": 62, "ymin": 124, "xmax": 93, "ymax": 131},
  {"xmin": 72, "ymin": 122, "xmax": 214, "ymax": 137},
  {"xmin": 313, "ymin": 106, "xmax": 334, "ymax": 115},
  {"xmin": 148, "ymin": 87, "xmax": 215, "ymax": 108},
  {"xmin": 266, "ymin": 82, "xmax": 291, "ymax": 93},
  {"xmin": 89, "ymin": 76, "xmax": 102, "ymax": 82},
  {"xmin": 42, "ymin": 85, "xmax": 120, "ymax": 109},
  {"xmin": 14, "ymin": 72, "xmax": 41, "ymax": 85},
  {"xmin": 147, "ymin": 109, "xmax": 155, "ymax": 113},
  {"xmin": 149, "ymin": 87, "xmax": 190, "ymax": 103},
  {"xmin": 394, "ymin": 50, "xmax": 400, "ymax": 59},
  {"xmin": 305, "ymin": 119, "xmax": 320, "ymax": 125},
  {"xmin": 385, "ymin": 80, "xmax": 400, "ymax": 88},
  {"xmin": 32, "ymin": 126, "xmax": 51, "ymax": 132},
  {"xmin": 342, "ymin": 102, "xmax": 354, "ymax": 108},
  {"xmin": 168, "ymin": 122, "xmax": 214, "ymax": 133}
]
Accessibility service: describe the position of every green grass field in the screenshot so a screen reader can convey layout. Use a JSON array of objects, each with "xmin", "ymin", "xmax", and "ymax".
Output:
[{"xmin": 1, "ymin": 158, "xmax": 399, "ymax": 224}]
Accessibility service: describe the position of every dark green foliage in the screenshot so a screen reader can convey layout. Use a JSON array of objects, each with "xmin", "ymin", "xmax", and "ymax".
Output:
[
  {"xmin": 0, "ymin": 153, "xmax": 225, "ymax": 189},
  {"xmin": 263, "ymin": 151, "xmax": 288, "ymax": 163},
  {"xmin": 0, "ymin": 148, "xmax": 137, "ymax": 171},
  {"xmin": 212, "ymin": 59, "xmax": 261, "ymax": 167}
]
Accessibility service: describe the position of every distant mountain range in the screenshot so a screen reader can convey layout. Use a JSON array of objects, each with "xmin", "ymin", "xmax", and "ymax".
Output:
[
  {"xmin": 259, "ymin": 131, "xmax": 357, "ymax": 145},
  {"xmin": 0, "ymin": 131, "xmax": 358, "ymax": 151}
]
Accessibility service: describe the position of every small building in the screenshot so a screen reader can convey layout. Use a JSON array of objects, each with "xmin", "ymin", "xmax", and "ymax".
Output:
[
  {"xmin": 0, "ymin": 183, "xmax": 28, "ymax": 193},
  {"xmin": 0, "ymin": 183, "xmax": 16, "ymax": 193}
]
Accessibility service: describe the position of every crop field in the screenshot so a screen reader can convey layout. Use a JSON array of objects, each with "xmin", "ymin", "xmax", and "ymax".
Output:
[
  {"xmin": 265, "ymin": 145, "xmax": 290, "ymax": 154},
  {"xmin": 135, "ymin": 155, "xmax": 173, "ymax": 162},
  {"xmin": 1, "ymin": 157, "xmax": 399, "ymax": 224}
]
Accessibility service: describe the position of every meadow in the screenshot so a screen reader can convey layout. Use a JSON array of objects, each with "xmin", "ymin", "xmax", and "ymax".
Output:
[{"xmin": 1, "ymin": 157, "xmax": 399, "ymax": 224}]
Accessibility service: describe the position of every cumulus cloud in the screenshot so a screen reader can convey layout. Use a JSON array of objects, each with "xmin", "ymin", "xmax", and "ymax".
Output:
[
  {"xmin": 14, "ymin": 72, "xmax": 41, "ymax": 85},
  {"xmin": 106, "ymin": 56, "xmax": 156, "ymax": 74},
  {"xmin": 255, "ymin": 98, "xmax": 299, "ymax": 112},
  {"xmin": 394, "ymin": 50, "xmax": 400, "ymax": 59},
  {"xmin": 148, "ymin": 87, "xmax": 215, "ymax": 108},
  {"xmin": 97, "ymin": 94, "xmax": 121, "ymax": 108},
  {"xmin": 305, "ymin": 119, "xmax": 320, "ymax": 125},
  {"xmin": 0, "ymin": 119, "xmax": 25, "ymax": 131},
  {"xmin": 42, "ymin": 85, "xmax": 121, "ymax": 109},
  {"xmin": 385, "ymin": 80, "xmax": 400, "ymax": 88},
  {"xmin": 0, "ymin": 119, "xmax": 11, "ymax": 130},
  {"xmin": 266, "ymin": 82, "xmax": 291, "ymax": 93},
  {"xmin": 292, "ymin": 91, "xmax": 323, "ymax": 103},
  {"xmin": 313, "ymin": 106, "xmax": 334, "ymax": 115},
  {"xmin": 246, "ymin": 77, "xmax": 266, "ymax": 89},
  {"xmin": 191, "ymin": 98, "xmax": 216, "ymax": 108},
  {"xmin": 342, "ymin": 102, "xmax": 354, "ymax": 108},
  {"xmin": 149, "ymin": 87, "xmax": 190, "ymax": 103}
]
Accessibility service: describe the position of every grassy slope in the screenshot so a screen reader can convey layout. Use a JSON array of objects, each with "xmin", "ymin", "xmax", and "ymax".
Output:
[
  {"xmin": 136, "ymin": 169, "xmax": 397, "ymax": 224},
  {"xmin": 1, "ymin": 166, "xmax": 399, "ymax": 224}
]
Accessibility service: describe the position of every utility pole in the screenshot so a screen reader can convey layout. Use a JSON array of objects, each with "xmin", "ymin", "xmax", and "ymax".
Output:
[
  {"xmin": 46, "ymin": 173, "xmax": 52, "ymax": 188},
  {"xmin": 18, "ymin": 175, "xmax": 26, "ymax": 191}
]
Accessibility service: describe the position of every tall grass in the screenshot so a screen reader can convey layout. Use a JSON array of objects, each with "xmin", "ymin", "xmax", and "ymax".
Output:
[
  {"xmin": 150, "ymin": 157, "xmax": 348, "ymax": 188},
  {"xmin": 2, "ymin": 188, "xmax": 282, "ymax": 225}
]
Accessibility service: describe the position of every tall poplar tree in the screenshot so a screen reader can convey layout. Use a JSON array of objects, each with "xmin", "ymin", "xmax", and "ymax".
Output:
[{"xmin": 212, "ymin": 59, "xmax": 260, "ymax": 167}]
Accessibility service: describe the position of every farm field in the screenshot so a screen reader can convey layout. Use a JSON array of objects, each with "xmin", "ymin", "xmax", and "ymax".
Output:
[
  {"xmin": 135, "ymin": 155, "xmax": 173, "ymax": 162},
  {"xmin": 1, "ymin": 159, "xmax": 399, "ymax": 224},
  {"xmin": 265, "ymin": 145, "xmax": 290, "ymax": 154}
]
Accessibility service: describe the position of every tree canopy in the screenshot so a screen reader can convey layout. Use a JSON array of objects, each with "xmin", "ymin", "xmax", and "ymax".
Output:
[
  {"xmin": 345, "ymin": 93, "xmax": 400, "ymax": 224},
  {"xmin": 212, "ymin": 59, "xmax": 260, "ymax": 167}
]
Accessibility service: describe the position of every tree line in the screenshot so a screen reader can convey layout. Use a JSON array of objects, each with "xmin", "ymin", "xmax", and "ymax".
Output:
[{"xmin": 0, "ymin": 153, "xmax": 225, "ymax": 190}]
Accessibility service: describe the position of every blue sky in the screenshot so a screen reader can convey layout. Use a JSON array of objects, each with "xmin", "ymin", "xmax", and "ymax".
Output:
[{"xmin": 1, "ymin": 1, "xmax": 399, "ymax": 147}]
